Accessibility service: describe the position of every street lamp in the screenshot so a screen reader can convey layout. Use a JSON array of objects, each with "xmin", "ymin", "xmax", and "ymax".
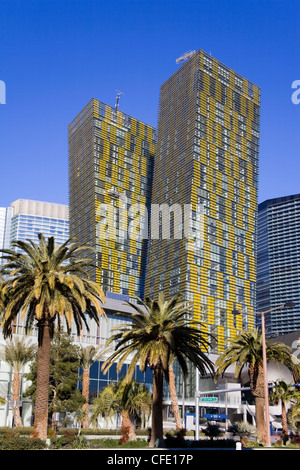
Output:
[{"xmin": 232, "ymin": 301, "xmax": 295, "ymax": 447}]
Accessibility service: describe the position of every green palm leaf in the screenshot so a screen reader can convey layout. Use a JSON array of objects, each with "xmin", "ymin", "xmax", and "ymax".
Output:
[
  {"xmin": 0, "ymin": 233, "xmax": 106, "ymax": 440},
  {"xmin": 102, "ymin": 292, "xmax": 214, "ymax": 447}
]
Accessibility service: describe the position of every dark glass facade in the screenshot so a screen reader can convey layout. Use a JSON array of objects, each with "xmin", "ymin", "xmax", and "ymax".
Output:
[
  {"xmin": 257, "ymin": 194, "xmax": 300, "ymax": 335},
  {"xmin": 79, "ymin": 360, "xmax": 153, "ymax": 401}
]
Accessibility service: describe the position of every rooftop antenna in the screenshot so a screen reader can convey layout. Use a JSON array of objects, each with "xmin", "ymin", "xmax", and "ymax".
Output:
[
  {"xmin": 115, "ymin": 90, "xmax": 124, "ymax": 110},
  {"xmin": 176, "ymin": 50, "xmax": 196, "ymax": 64}
]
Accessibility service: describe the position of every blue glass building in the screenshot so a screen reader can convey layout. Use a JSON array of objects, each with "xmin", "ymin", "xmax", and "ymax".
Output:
[
  {"xmin": 9, "ymin": 199, "xmax": 69, "ymax": 247},
  {"xmin": 0, "ymin": 206, "xmax": 13, "ymax": 264},
  {"xmin": 257, "ymin": 194, "xmax": 300, "ymax": 335}
]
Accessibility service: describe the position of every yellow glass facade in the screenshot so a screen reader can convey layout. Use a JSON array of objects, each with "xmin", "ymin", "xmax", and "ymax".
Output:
[
  {"xmin": 145, "ymin": 50, "xmax": 260, "ymax": 354},
  {"xmin": 69, "ymin": 98, "xmax": 155, "ymax": 300}
]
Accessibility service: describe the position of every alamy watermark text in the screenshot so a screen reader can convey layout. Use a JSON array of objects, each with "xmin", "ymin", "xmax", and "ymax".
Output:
[{"xmin": 291, "ymin": 80, "xmax": 300, "ymax": 104}]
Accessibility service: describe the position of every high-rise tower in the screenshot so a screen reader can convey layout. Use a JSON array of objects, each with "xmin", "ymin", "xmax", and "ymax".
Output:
[
  {"xmin": 68, "ymin": 99, "xmax": 155, "ymax": 301},
  {"xmin": 257, "ymin": 194, "xmax": 300, "ymax": 336},
  {"xmin": 0, "ymin": 206, "xmax": 13, "ymax": 262},
  {"xmin": 145, "ymin": 50, "xmax": 260, "ymax": 355}
]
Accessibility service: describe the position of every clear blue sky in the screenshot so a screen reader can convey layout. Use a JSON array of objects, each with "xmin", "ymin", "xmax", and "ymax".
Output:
[{"xmin": 0, "ymin": 0, "xmax": 299, "ymax": 207}]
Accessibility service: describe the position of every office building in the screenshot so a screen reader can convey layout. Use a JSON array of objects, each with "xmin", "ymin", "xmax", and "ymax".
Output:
[
  {"xmin": 257, "ymin": 194, "xmax": 300, "ymax": 335},
  {"xmin": 0, "ymin": 206, "xmax": 13, "ymax": 263},
  {"xmin": 9, "ymin": 199, "xmax": 69, "ymax": 247},
  {"xmin": 145, "ymin": 49, "xmax": 260, "ymax": 360},
  {"xmin": 0, "ymin": 199, "xmax": 69, "ymax": 262},
  {"xmin": 68, "ymin": 98, "xmax": 156, "ymax": 301},
  {"xmin": 67, "ymin": 98, "xmax": 157, "ymax": 414}
]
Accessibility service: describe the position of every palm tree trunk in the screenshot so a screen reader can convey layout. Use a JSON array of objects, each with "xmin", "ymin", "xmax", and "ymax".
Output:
[
  {"xmin": 12, "ymin": 372, "xmax": 22, "ymax": 428},
  {"xmin": 168, "ymin": 366, "xmax": 183, "ymax": 430},
  {"xmin": 149, "ymin": 366, "xmax": 164, "ymax": 448},
  {"xmin": 249, "ymin": 363, "xmax": 266, "ymax": 445},
  {"xmin": 281, "ymin": 400, "xmax": 288, "ymax": 438},
  {"xmin": 255, "ymin": 396, "xmax": 266, "ymax": 444},
  {"xmin": 82, "ymin": 368, "xmax": 90, "ymax": 428},
  {"xmin": 121, "ymin": 410, "xmax": 137, "ymax": 441},
  {"xmin": 51, "ymin": 389, "xmax": 57, "ymax": 429},
  {"xmin": 34, "ymin": 321, "xmax": 51, "ymax": 440}
]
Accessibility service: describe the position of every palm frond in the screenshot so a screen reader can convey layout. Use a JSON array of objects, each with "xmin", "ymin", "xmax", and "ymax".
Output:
[{"xmin": 0, "ymin": 234, "xmax": 106, "ymax": 339}]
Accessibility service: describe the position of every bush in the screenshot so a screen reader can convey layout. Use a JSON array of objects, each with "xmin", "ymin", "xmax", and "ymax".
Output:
[
  {"xmin": 290, "ymin": 434, "xmax": 300, "ymax": 446},
  {"xmin": 0, "ymin": 436, "xmax": 47, "ymax": 450},
  {"xmin": 50, "ymin": 435, "xmax": 82, "ymax": 449},
  {"xmin": 50, "ymin": 435, "xmax": 149, "ymax": 449},
  {"xmin": 60, "ymin": 428, "xmax": 77, "ymax": 437},
  {"xmin": 0, "ymin": 427, "xmax": 16, "ymax": 435},
  {"xmin": 54, "ymin": 427, "xmax": 148, "ymax": 436},
  {"xmin": 88, "ymin": 438, "xmax": 116, "ymax": 449},
  {"xmin": 165, "ymin": 429, "xmax": 187, "ymax": 448},
  {"xmin": 242, "ymin": 440, "xmax": 262, "ymax": 448},
  {"xmin": 71, "ymin": 435, "xmax": 90, "ymax": 449},
  {"xmin": 202, "ymin": 423, "xmax": 222, "ymax": 439},
  {"xmin": 121, "ymin": 439, "xmax": 148, "ymax": 448},
  {"xmin": 85, "ymin": 437, "xmax": 149, "ymax": 449},
  {"xmin": 228, "ymin": 421, "xmax": 256, "ymax": 439}
]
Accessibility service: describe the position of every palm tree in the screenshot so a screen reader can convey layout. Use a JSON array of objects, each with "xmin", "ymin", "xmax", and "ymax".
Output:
[
  {"xmin": 288, "ymin": 401, "xmax": 300, "ymax": 434},
  {"xmin": 214, "ymin": 328, "xmax": 296, "ymax": 445},
  {"xmin": 270, "ymin": 380, "xmax": 300, "ymax": 440},
  {"xmin": 0, "ymin": 337, "xmax": 36, "ymax": 427},
  {"xmin": 132, "ymin": 381, "xmax": 152, "ymax": 431},
  {"xmin": 91, "ymin": 379, "xmax": 151, "ymax": 440},
  {"xmin": 0, "ymin": 234, "xmax": 106, "ymax": 440},
  {"xmin": 102, "ymin": 293, "xmax": 214, "ymax": 447},
  {"xmin": 77, "ymin": 344, "xmax": 106, "ymax": 428}
]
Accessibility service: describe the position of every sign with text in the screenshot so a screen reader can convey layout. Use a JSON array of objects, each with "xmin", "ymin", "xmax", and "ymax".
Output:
[
  {"xmin": 200, "ymin": 397, "xmax": 218, "ymax": 402},
  {"xmin": 204, "ymin": 413, "xmax": 227, "ymax": 421}
]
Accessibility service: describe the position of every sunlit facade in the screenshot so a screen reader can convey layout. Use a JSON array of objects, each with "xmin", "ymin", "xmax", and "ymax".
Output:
[
  {"xmin": 68, "ymin": 99, "xmax": 155, "ymax": 301},
  {"xmin": 9, "ymin": 199, "xmax": 69, "ymax": 248},
  {"xmin": 145, "ymin": 49, "xmax": 260, "ymax": 358}
]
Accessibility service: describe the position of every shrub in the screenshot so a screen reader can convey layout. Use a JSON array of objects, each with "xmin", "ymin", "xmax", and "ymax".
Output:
[
  {"xmin": 165, "ymin": 429, "xmax": 187, "ymax": 448},
  {"xmin": 88, "ymin": 438, "xmax": 118, "ymax": 449},
  {"xmin": 55, "ymin": 427, "xmax": 148, "ymax": 436},
  {"xmin": 60, "ymin": 428, "xmax": 77, "ymax": 437},
  {"xmin": 290, "ymin": 434, "xmax": 300, "ymax": 446},
  {"xmin": 50, "ymin": 435, "xmax": 83, "ymax": 449},
  {"xmin": 242, "ymin": 440, "xmax": 262, "ymax": 448},
  {"xmin": 71, "ymin": 435, "xmax": 90, "ymax": 449},
  {"xmin": 229, "ymin": 421, "xmax": 257, "ymax": 439},
  {"xmin": 83, "ymin": 437, "xmax": 149, "ymax": 449},
  {"xmin": 202, "ymin": 423, "xmax": 222, "ymax": 439},
  {"xmin": 0, "ymin": 427, "xmax": 15, "ymax": 436},
  {"xmin": 0, "ymin": 436, "xmax": 47, "ymax": 450},
  {"xmin": 121, "ymin": 439, "xmax": 148, "ymax": 448}
]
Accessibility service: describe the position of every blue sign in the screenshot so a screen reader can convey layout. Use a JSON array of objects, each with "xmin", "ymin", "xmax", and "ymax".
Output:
[{"xmin": 204, "ymin": 413, "xmax": 227, "ymax": 421}]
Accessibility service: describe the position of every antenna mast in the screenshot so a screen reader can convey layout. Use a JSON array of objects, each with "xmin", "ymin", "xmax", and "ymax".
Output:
[{"xmin": 115, "ymin": 90, "xmax": 124, "ymax": 110}]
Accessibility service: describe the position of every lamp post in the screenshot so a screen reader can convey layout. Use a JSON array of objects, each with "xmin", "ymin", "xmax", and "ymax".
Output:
[{"xmin": 232, "ymin": 301, "xmax": 295, "ymax": 447}]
